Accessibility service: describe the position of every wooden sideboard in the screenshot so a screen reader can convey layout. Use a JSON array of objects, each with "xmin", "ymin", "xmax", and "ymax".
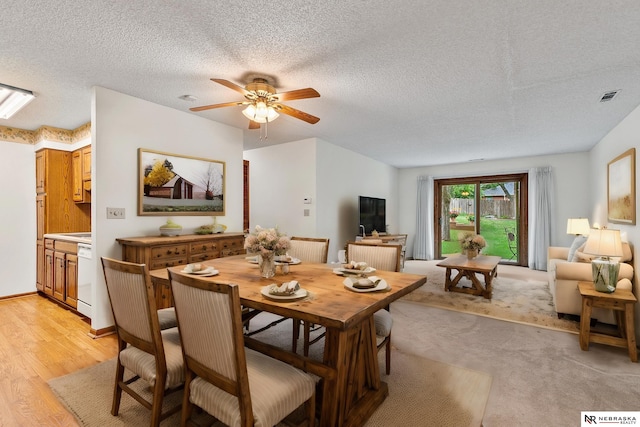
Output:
[{"xmin": 116, "ymin": 233, "xmax": 245, "ymax": 308}]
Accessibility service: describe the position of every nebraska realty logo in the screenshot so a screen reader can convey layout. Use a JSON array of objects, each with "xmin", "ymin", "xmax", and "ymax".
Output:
[{"xmin": 582, "ymin": 412, "xmax": 639, "ymax": 426}]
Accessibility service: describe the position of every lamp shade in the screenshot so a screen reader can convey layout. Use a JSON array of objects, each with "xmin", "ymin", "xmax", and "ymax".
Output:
[
  {"xmin": 566, "ymin": 218, "xmax": 590, "ymax": 235},
  {"xmin": 583, "ymin": 228, "xmax": 623, "ymax": 258}
]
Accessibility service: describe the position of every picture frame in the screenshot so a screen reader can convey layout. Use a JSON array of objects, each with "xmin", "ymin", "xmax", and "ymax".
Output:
[
  {"xmin": 607, "ymin": 148, "xmax": 635, "ymax": 225},
  {"xmin": 138, "ymin": 148, "xmax": 225, "ymax": 216}
]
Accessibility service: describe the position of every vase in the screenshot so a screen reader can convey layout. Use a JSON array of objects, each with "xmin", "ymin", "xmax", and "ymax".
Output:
[
  {"xmin": 259, "ymin": 251, "xmax": 276, "ymax": 279},
  {"xmin": 466, "ymin": 249, "xmax": 478, "ymax": 259}
]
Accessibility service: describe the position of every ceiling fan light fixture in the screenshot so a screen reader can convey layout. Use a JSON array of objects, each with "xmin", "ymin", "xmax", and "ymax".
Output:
[{"xmin": 242, "ymin": 102, "xmax": 279, "ymax": 123}]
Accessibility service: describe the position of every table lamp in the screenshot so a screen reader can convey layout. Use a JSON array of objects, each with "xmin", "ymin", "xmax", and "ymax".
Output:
[
  {"xmin": 582, "ymin": 228, "xmax": 623, "ymax": 293},
  {"xmin": 566, "ymin": 218, "xmax": 590, "ymax": 236}
]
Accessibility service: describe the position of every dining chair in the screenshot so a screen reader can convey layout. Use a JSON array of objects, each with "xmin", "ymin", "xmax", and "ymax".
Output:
[
  {"xmin": 287, "ymin": 237, "xmax": 330, "ymax": 354},
  {"xmin": 388, "ymin": 234, "xmax": 408, "ymax": 268},
  {"xmin": 168, "ymin": 270, "xmax": 317, "ymax": 427},
  {"xmin": 100, "ymin": 257, "xmax": 184, "ymax": 427}
]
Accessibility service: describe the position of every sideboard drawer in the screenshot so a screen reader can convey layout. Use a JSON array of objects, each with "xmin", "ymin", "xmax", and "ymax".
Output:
[
  {"xmin": 189, "ymin": 241, "xmax": 219, "ymax": 254},
  {"xmin": 188, "ymin": 251, "xmax": 220, "ymax": 263},
  {"xmin": 149, "ymin": 257, "xmax": 187, "ymax": 270},
  {"xmin": 151, "ymin": 244, "xmax": 188, "ymax": 260}
]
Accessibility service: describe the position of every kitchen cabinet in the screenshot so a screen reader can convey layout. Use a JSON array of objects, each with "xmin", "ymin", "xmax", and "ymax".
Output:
[
  {"xmin": 48, "ymin": 239, "xmax": 78, "ymax": 307},
  {"xmin": 117, "ymin": 233, "xmax": 245, "ymax": 308},
  {"xmin": 72, "ymin": 146, "xmax": 91, "ymax": 203},
  {"xmin": 82, "ymin": 146, "xmax": 91, "ymax": 181},
  {"xmin": 44, "ymin": 246, "xmax": 54, "ymax": 297},
  {"xmin": 35, "ymin": 149, "xmax": 90, "ymax": 296},
  {"xmin": 65, "ymin": 253, "xmax": 78, "ymax": 308}
]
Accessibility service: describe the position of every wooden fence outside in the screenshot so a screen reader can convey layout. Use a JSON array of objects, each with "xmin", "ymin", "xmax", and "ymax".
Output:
[{"xmin": 449, "ymin": 198, "xmax": 516, "ymax": 219}]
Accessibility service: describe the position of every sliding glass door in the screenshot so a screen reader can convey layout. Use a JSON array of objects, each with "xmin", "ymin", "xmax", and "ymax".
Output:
[{"xmin": 435, "ymin": 174, "xmax": 528, "ymax": 265}]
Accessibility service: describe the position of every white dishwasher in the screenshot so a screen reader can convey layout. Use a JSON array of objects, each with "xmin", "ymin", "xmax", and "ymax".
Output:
[{"xmin": 77, "ymin": 243, "xmax": 92, "ymax": 319}]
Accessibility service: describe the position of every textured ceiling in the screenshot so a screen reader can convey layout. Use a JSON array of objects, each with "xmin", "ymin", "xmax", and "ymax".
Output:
[{"xmin": 2, "ymin": 1, "xmax": 640, "ymax": 168}]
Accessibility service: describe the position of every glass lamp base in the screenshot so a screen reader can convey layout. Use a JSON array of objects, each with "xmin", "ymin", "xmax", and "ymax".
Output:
[{"xmin": 591, "ymin": 259, "xmax": 620, "ymax": 293}]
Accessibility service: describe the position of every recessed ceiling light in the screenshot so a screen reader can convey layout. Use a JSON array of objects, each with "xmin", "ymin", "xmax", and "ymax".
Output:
[
  {"xmin": 179, "ymin": 95, "xmax": 198, "ymax": 102},
  {"xmin": 0, "ymin": 83, "xmax": 35, "ymax": 119},
  {"xmin": 599, "ymin": 90, "xmax": 620, "ymax": 103}
]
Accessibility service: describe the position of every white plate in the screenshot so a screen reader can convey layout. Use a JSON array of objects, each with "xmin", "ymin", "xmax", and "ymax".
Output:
[
  {"xmin": 260, "ymin": 287, "xmax": 308, "ymax": 301},
  {"xmin": 275, "ymin": 258, "xmax": 301, "ymax": 265},
  {"xmin": 343, "ymin": 277, "xmax": 388, "ymax": 293},
  {"xmin": 181, "ymin": 267, "xmax": 219, "ymax": 276},
  {"xmin": 336, "ymin": 267, "xmax": 376, "ymax": 276},
  {"xmin": 246, "ymin": 256, "xmax": 259, "ymax": 264}
]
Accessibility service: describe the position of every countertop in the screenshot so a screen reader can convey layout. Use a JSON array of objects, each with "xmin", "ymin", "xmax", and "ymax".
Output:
[{"xmin": 44, "ymin": 232, "xmax": 92, "ymax": 245}]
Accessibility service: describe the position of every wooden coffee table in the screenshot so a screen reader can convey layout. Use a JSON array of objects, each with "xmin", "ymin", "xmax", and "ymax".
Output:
[{"xmin": 437, "ymin": 254, "xmax": 501, "ymax": 299}]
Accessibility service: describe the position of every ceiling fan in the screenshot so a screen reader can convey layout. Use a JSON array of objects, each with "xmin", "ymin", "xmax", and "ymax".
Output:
[{"xmin": 190, "ymin": 77, "xmax": 320, "ymax": 130}]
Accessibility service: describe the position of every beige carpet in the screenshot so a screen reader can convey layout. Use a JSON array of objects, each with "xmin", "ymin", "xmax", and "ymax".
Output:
[
  {"xmin": 401, "ymin": 260, "xmax": 580, "ymax": 333},
  {"xmin": 48, "ymin": 321, "xmax": 491, "ymax": 427}
]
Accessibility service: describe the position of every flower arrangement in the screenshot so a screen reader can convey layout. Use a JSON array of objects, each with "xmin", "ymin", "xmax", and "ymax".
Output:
[
  {"xmin": 449, "ymin": 210, "xmax": 459, "ymax": 220},
  {"xmin": 244, "ymin": 225, "xmax": 291, "ymax": 255},
  {"xmin": 459, "ymin": 232, "xmax": 486, "ymax": 252}
]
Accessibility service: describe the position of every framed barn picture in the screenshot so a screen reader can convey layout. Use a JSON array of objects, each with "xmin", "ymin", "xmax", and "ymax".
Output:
[
  {"xmin": 607, "ymin": 148, "xmax": 635, "ymax": 225},
  {"xmin": 138, "ymin": 148, "xmax": 225, "ymax": 216}
]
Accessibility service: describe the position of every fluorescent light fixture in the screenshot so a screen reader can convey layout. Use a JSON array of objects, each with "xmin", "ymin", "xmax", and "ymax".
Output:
[{"xmin": 0, "ymin": 83, "xmax": 35, "ymax": 119}]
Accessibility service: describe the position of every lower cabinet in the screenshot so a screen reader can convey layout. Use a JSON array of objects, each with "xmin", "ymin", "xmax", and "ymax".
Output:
[
  {"xmin": 65, "ymin": 254, "xmax": 78, "ymax": 308},
  {"xmin": 42, "ymin": 239, "xmax": 78, "ymax": 309},
  {"xmin": 44, "ymin": 248, "xmax": 54, "ymax": 297}
]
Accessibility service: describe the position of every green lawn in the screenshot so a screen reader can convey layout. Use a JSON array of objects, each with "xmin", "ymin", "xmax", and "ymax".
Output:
[{"xmin": 442, "ymin": 216, "xmax": 517, "ymax": 260}]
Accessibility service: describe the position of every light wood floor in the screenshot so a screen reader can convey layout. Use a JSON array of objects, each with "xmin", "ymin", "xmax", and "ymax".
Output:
[{"xmin": 0, "ymin": 294, "xmax": 117, "ymax": 426}]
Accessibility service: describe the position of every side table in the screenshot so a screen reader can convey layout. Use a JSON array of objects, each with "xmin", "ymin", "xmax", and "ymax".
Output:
[{"xmin": 578, "ymin": 281, "xmax": 637, "ymax": 362}]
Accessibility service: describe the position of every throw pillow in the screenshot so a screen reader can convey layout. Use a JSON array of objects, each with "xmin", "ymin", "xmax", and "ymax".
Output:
[{"xmin": 567, "ymin": 235, "xmax": 587, "ymax": 262}]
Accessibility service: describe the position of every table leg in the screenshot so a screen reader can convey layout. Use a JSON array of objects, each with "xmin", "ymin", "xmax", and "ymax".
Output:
[
  {"xmin": 321, "ymin": 317, "xmax": 386, "ymax": 426},
  {"xmin": 623, "ymin": 303, "xmax": 638, "ymax": 363},
  {"xmin": 445, "ymin": 268, "xmax": 465, "ymax": 292},
  {"xmin": 579, "ymin": 296, "xmax": 593, "ymax": 351}
]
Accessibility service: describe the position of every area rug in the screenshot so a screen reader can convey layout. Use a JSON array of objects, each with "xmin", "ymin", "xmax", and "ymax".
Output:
[
  {"xmin": 401, "ymin": 260, "xmax": 580, "ymax": 333},
  {"xmin": 48, "ymin": 327, "xmax": 491, "ymax": 427}
]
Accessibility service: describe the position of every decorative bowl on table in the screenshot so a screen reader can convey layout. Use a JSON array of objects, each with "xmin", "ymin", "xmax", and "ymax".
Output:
[{"xmin": 159, "ymin": 219, "xmax": 182, "ymax": 236}]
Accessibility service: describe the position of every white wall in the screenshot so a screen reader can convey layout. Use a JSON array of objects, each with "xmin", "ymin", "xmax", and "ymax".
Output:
[
  {"xmin": 316, "ymin": 139, "xmax": 398, "ymax": 261},
  {"xmin": 398, "ymin": 152, "xmax": 591, "ymax": 259},
  {"xmin": 92, "ymin": 86, "xmax": 244, "ymax": 331},
  {"xmin": 244, "ymin": 139, "xmax": 318, "ymax": 236},
  {"xmin": 0, "ymin": 141, "xmax": 36, "ymax": 297},
  {"xmin": 589, "ymin": 102, "xmax": 640, "ymax": 339},
  {"xmin": 244, "ymin": 138, "xmax": 399, "ymax": 261}
]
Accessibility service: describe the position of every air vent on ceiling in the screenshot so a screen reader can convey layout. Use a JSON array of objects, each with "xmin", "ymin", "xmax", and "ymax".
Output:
[{"xmin": 599, "ymin": 90, "xmax": 619, "ymax": 103}]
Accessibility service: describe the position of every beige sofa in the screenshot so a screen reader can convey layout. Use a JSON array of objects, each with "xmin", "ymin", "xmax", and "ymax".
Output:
[{"xmin": 547, "ymin": 242, "xmax": 634, "ymax": 325}]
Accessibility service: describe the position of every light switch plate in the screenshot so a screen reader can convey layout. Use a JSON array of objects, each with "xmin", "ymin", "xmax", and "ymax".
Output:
[{"xmin": 107, "ymin": 207, "xmax": 125, "ymax": 219}]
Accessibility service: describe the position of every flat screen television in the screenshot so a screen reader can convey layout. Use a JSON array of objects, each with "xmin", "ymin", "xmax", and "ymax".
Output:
[{"xmin": 359, "ymin": 196, "xmax": 386, "ymax": 235}]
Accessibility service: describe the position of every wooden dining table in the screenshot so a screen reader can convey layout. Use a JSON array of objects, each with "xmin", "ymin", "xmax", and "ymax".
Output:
[{"xmin": 149, "ymin": 255, "xmax": 426, "ymax": 427}]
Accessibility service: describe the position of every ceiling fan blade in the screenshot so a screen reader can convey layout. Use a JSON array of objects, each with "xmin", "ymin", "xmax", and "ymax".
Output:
[
  {"xmin": 272, "ymin": 88, "xmax": 320, "ymax": 102},
  {"xmin": 274, "ymin": 103, "xmax": 320, "ymax": 124},
  {"xmin": 248, "ymin": 120, "xmax": 260, "ymax": 130},
  {"xmin": 211, "ymin": 78, "xmax": 250, "ymax": 96},
  {"xmin": 190, "ymin": 101, "xmax": 245, "ymax": 112}
]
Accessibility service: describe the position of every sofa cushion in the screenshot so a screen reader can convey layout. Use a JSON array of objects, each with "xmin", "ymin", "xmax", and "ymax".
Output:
[{"xmin": 567, "ymin": 236, "xmax": 588, "ymax": 262}]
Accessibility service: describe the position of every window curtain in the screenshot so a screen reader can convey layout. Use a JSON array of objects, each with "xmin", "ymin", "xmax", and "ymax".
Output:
[
  {"xmin": 528, "ymin": 167, "xmax": 555, "ymax": 270},
  {"xmin": 413, "ymin": 175, "xmax": 434, "ymax": 260}
]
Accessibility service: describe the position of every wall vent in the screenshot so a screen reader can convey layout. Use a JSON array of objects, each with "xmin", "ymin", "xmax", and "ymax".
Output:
[{"xmin": 599, "ymin": 90, "xmax": 619, "ymax": 102}]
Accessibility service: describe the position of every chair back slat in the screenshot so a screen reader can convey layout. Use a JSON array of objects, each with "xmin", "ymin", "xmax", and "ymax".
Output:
[
  {"xmin": 289, "ymin": 237, "xmax": 330, "ymax": 264},
  {"xmin": 346, "ymin": 242, "xmax": 402, "ymax": 272},
  {"xmin": 102, "ymin": 258, "xmax": 157, "ymax": 344},
  {"xmin": 169, "ymin": 272, "xmax": 249, "ymax": 395}
]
